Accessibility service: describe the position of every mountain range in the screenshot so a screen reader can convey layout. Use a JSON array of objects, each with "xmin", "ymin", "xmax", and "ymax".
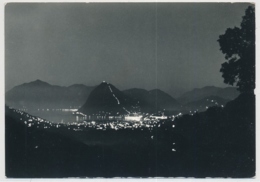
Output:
[
  {"xmin": 79, "ymin": 82, "xmax": 182, "ymax": 115},
  {"xmin": 183, "ymin": 95, "xmax": 230, "ymax": 112},
  {"xmin": 123, "ymin": 88, "xmax": 180, "ymax": 114},
  {"xmin": 6, "ymin": 80, "xmax": 240, "ymax": 114},
  {"xmin": 177, "ymin": 86, "xmax": 239, "ymax": 104},
  {"xmin": 5, "ymin": 80, "xmax": 95, "ymax": 110}
]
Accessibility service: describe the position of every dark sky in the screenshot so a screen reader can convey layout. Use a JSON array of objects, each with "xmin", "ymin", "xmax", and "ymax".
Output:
[{"xmin": 5, "ymin": 3, "xmax": 251, "ymax": 97}]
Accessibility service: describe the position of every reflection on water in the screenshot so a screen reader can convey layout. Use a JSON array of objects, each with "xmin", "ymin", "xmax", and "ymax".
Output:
[{"xmin": 27, "ymin": 110, "xmax": 85, "ymax": 123}]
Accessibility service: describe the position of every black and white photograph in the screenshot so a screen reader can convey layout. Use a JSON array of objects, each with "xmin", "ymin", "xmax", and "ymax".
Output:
[{"xmin": 4, "ymin": 2, "xmax": 255, "ymax": 178}]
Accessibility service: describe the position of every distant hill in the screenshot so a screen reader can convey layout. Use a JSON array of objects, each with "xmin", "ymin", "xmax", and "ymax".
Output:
[
  {"xmin": 123, "ymin": 88, "xmax": 180, "ymax": 113},
  {"xmin": 5, "ymin": 80, "xmax": 95, "ymax": 110},
  {"xmin": 178, "ymin": 86, "xmax": 239, "ymax": 104},
  {"xmin": 79, "ymin": 82, "xmax": 139, "ymax": 115},
  {"xmin": 184, "ymin": 95, "xmax": 230, "ymax": 112}
]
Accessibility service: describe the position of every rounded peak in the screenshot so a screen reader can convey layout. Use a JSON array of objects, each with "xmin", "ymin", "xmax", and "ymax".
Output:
[
  {"xmin": 102, "ymin": 81, "xmax": 110, "ymax": 84},
  {"xmin": 99, "ymin": 81, "xmax": 110, "ymax": 86},
  {"xmin": 149, "ymin": 89, "xmax": 164, "ymax": 93},
  {"xmin": 34, "ymin": 79, "xmax": 45, "ymax": 83},
  {"xmin": 93, "ymin": 82, "xmax": 119, "ymax": 93},
  {"xmin": 68, "ymin": 84, "xmax": 86, "ymax": 88},
  {"xmin": 8, "ymin": 80, "xmax": 51, "ymax": 91},
  {"xmin": 27, "ymin": 79, "xmax": 50, "ymax": 86},
  {"xmin": 202, "ymin": 86, "xmax": 218, "ymax": 89},
  {"xmin": 101, "ymin": 81, "xmax": 108, "ymax": 84}
]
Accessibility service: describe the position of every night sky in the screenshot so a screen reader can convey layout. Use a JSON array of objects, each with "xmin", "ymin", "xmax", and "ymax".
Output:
[{"xmin": 5, "ymin": 3, "xmax": 252, "ymax": 97}]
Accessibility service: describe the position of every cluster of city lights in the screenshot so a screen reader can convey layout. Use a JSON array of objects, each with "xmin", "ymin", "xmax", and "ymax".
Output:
[{"xmin": 10, "ymin": 107, "xmax": 176, "ymax": 132}]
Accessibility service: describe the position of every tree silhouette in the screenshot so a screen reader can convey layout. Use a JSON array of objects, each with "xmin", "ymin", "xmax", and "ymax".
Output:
[{"xmin": 218, "ymin": 6, "xmax": 255, "ymax": 93}]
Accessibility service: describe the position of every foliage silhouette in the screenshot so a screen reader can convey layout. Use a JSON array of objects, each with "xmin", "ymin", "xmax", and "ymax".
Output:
[{"xmin": 218, "ymin": 6, "xmax": 255, "ymax": 93}]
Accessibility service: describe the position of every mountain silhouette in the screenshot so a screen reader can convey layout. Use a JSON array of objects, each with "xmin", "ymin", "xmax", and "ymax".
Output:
[
  {"xmin": 175, "ymin": 93, "xmax": 255, "ymax": 177},
  {"xmin": 178, "ymin": 86, "xmax": 239, "ymax": 104},
  {"xmin": 5, "ymin": 80, "xmax": 95, "ymax": 110},
  {"xmin": 183, "ymin": 95, "xmax": 230, "ymax": 112},
  {"xmin": 123, "ymin": 88, "xmax": 180, "ymax": 113},
  {"xmin": 78, "ymin": 82, "xmax": 139, "ymax": 115}
]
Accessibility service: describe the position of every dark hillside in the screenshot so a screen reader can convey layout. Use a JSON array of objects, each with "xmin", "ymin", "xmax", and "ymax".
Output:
[
  {"xmin": 123, "ymin": 88, "xmax": 180, "ymax": 113},
  {"xmin": 79, "ymin": 82, "xmax": 139, "ymax": 115},
  {"xmin": 5, "ymin": 106, "xmax": 183, "ymax": 178},
  {"xmin": 178, "ymin": 86, "xmax": 239, "ymax": 104},
  {"xmin": 183, "ymin": 95, "xmax": 230, "ymax": 112},
  {"xmin": 174, "ymin": 93, "xmax": 255, "ymax": 177},
  {"xmin": 5, "ymin": 92, "xmax": 255, "ymax": 178}
]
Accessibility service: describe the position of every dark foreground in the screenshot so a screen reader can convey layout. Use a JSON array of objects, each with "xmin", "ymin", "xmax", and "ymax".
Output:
[{"xmin": 5, "ymin": 93, "xmax": 255, "ymax": 178}]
